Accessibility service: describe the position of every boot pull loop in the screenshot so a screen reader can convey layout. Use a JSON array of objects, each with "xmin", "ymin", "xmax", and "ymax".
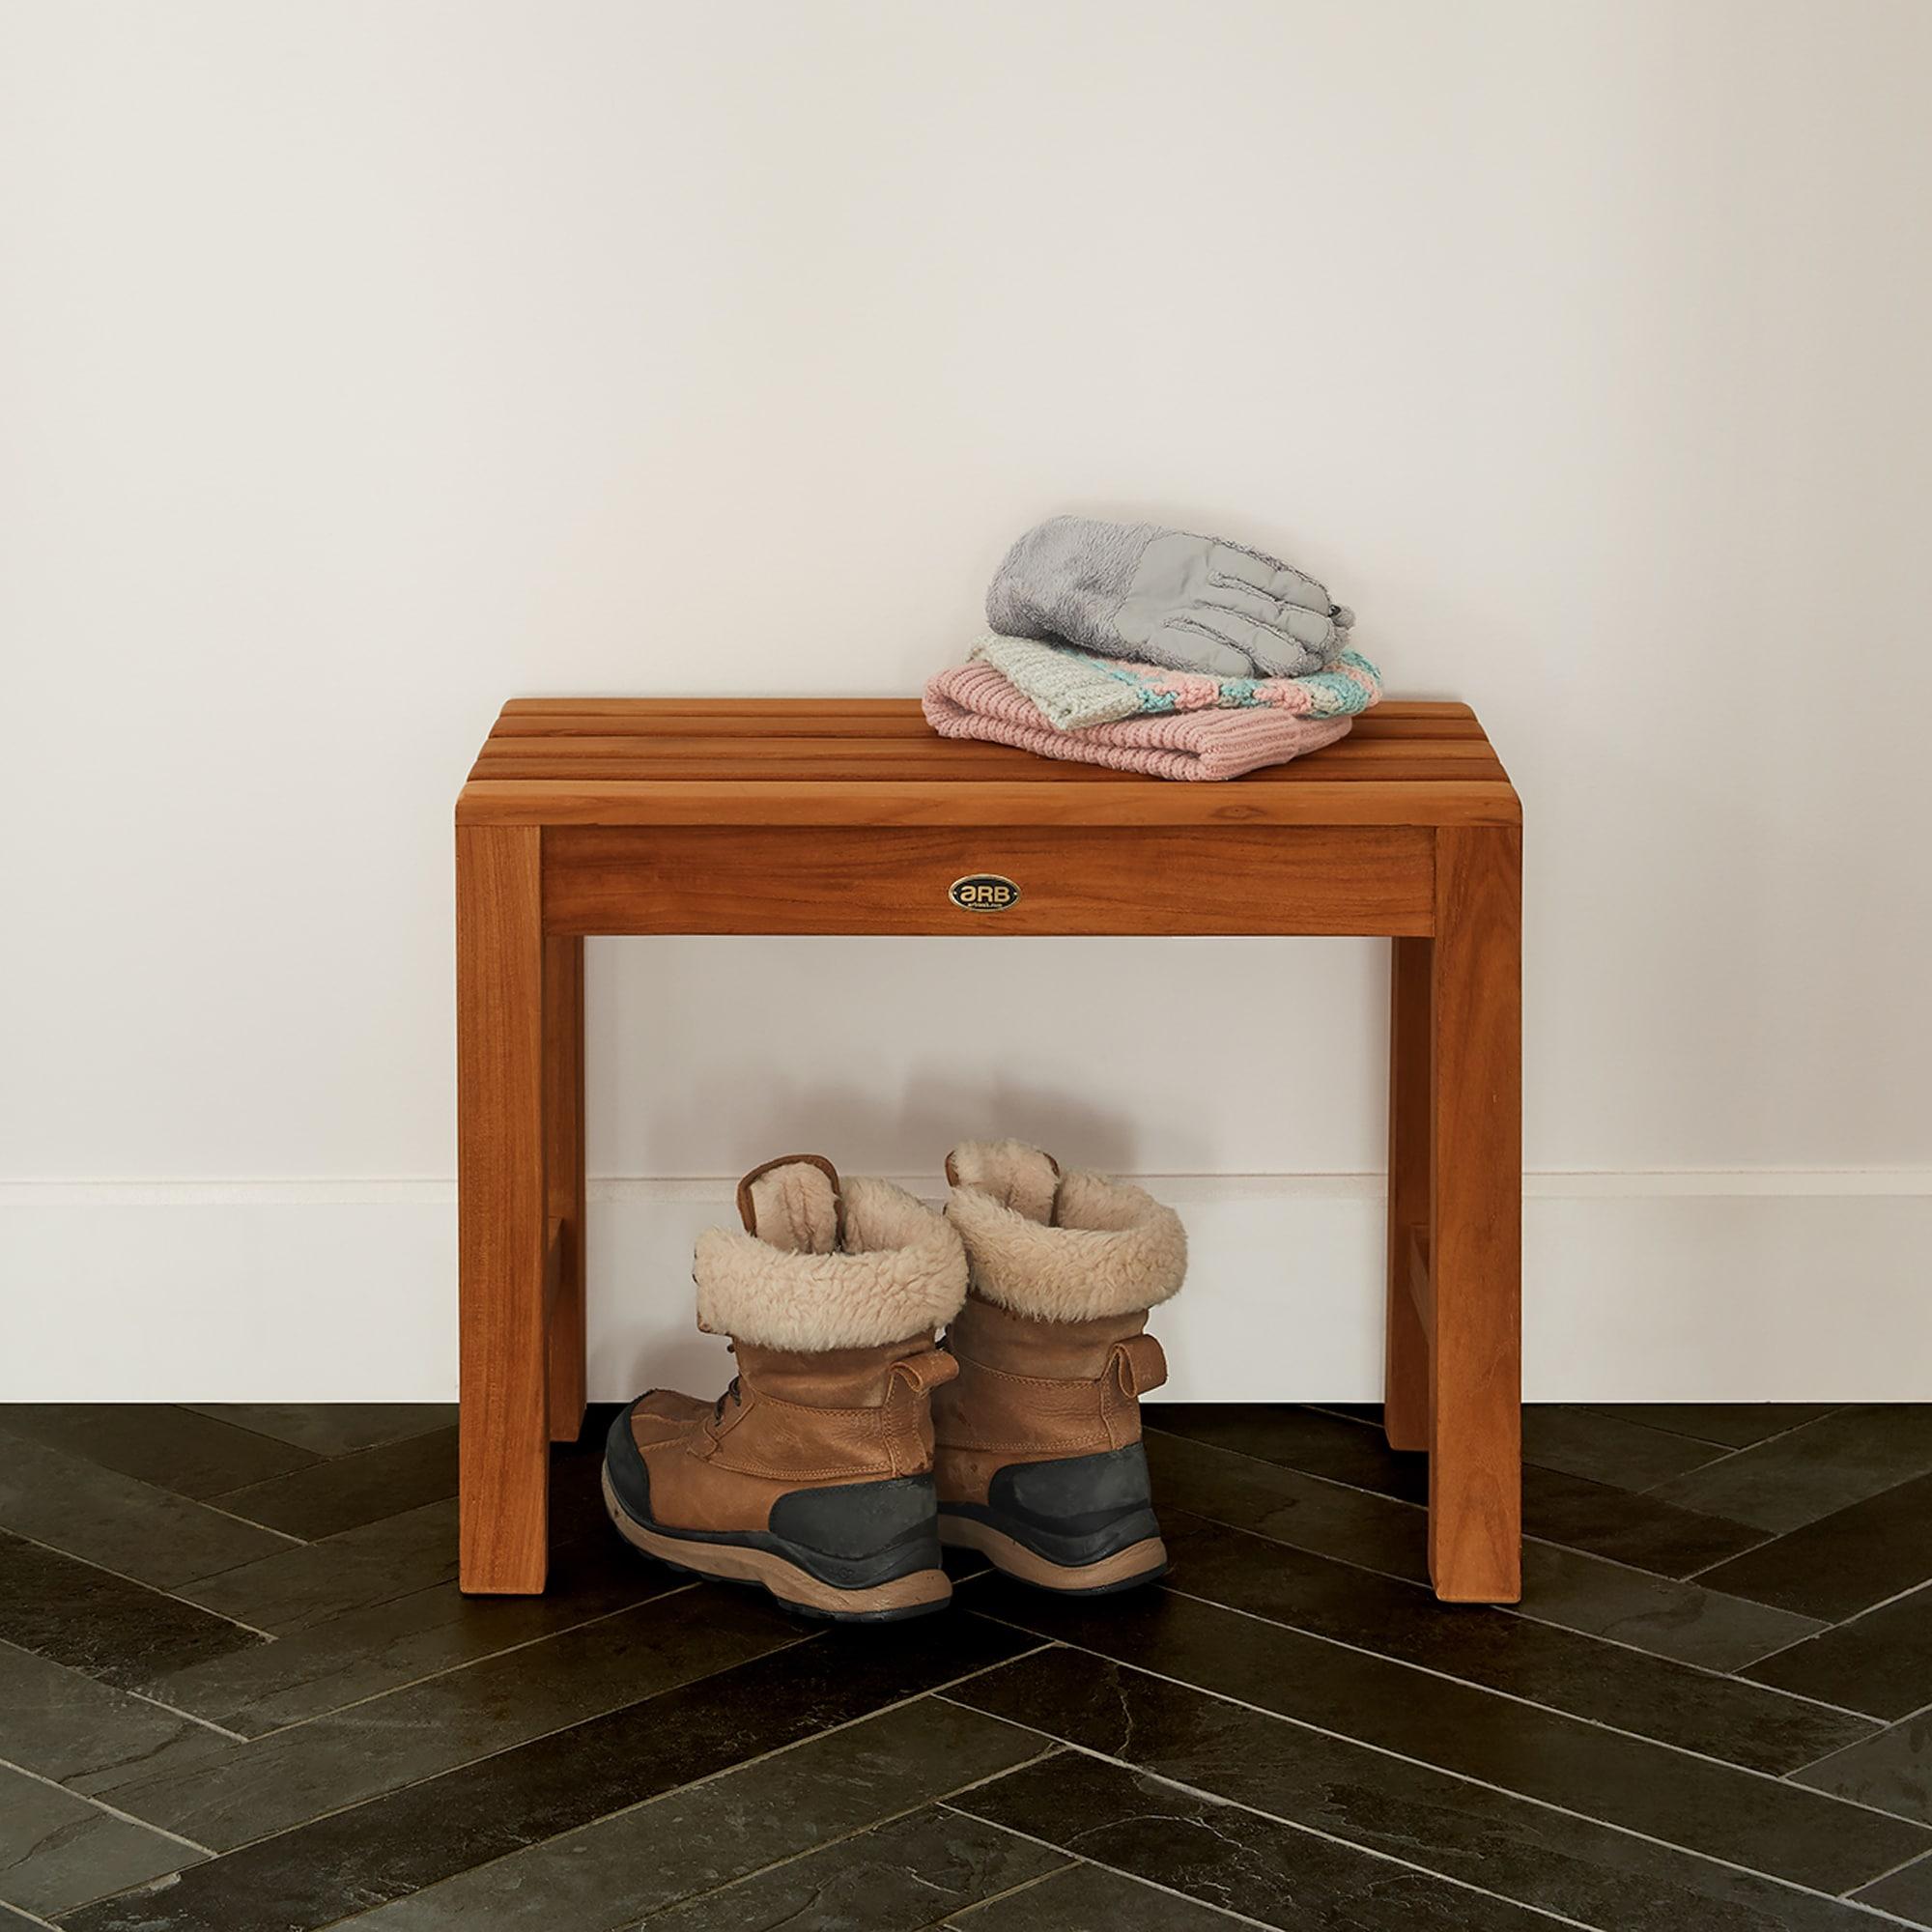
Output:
[
  {"xmin": 734, "ymin": 1153, "xmax": 846, "ymax": 1249},
  {"xmin": 890, "ymin": 1348, "xmax": 959, "ymax": 1395},
  {"xmin": 1111, "ymin": 1333, "xmax": 1168, "ymax": 1398}
]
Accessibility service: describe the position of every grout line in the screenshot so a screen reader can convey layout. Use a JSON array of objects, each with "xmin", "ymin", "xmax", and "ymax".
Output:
[
  {"xmin": 174, "ymin": 1404, "xmax": 456, "ymax": 1458},
  {"xmin": 122, "ymin": 1687, "xmax": 249, "ymax": 1743},
  {"xmin": 0, "ymin": 1417, "xmax": 317, "ymax": 1557},
  {"xmin": 1574, "ymin": 1404, "xmax": 1852, "ymax": 1454},
  {"xmin": 1151, "ymin": 1577, "xmax": 1920, "ymax": 1825},
  {"xmin": 169, "ymin": 1496, "xmax": 309, "ymax": 1549},
  {"xmin": 92, "ymin": 1638, "xmax": 1065, "ymax": 1925},
  {"xmin": 940, "ymin": 1860, "xmax": 1077, "ymax": 1925},
  {"xmin": 932, "ymin": 1803, "xmax": 1283, "ymax": 1932},
  {"xmin": 936, "ymin": 1631, "xmax": 1921, "ymax": 1925},
  {"xmin": 1142, "ymin": 1428, "xmax": 1841, "ymax": 1673},
  {"xmin": 83, "ymin": 1631, "xmax": 1060, "ymax": 1904},
  {"xmin": 1629, "ymin": 1406, "xmax": 1862, "ymax": 1497},
  {"xmin": 229, "ymin": 1578, "xmax": 705, "ymax": 1743},
  {"xmin": 84, "ymin": 1600, "xmax": 822, "ymax": 1864},
  {"xmin": 611, "ymin": 1739, "xmax": 1067, "ymax": 1923},
  {"xmin": 1158, "ymin": 1504, "xmax": 1885, "ymax": 1727},
  {"xmin": 1845, "ymin": 1844, "xmax": 1932, "ymax": 1902},
  {"xmin": 0, "ymin": 1525, "xmax": 280, "ymax": 1643},
  {"xmin": 1783, "ymin": 1689, "xmax": 1932, "ymax": 1785},
  {"xmin": 1741, "ymin": 1574, "xmax": 1932, "ymax": 1681},
  {"xmin": 0, "ymin": 1749, "xmax": 215, "ymax": 1859},
  {"xmin": 999, "ymin": 1740, "xmax": 1604, "ymax": 1932}
]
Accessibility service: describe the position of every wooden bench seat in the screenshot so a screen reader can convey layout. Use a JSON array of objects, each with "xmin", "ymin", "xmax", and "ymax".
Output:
[{"xmin": 456, "ymin": 697, "xmax": 1521, "ymax": 1602}]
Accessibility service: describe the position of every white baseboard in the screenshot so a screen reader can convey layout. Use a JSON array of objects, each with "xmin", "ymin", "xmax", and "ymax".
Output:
[{"xmin": 2, "ymin": 1174, "xmax": 1927, "ymax": 1402}]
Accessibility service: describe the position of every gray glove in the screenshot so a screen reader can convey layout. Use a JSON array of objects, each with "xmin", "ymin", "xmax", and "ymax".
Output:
[{"xmin": 987, "ymin": 514, "xmax": 1353, "ymax": 679}]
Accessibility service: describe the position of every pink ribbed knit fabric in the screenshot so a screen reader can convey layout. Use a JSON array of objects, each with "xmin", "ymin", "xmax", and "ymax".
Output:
[{"xmin": 923, "ymin": 662, "xmax": 1353, "ymax": 781}]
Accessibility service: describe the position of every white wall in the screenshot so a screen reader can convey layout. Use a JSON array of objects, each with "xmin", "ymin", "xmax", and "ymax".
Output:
[{"xmin": 3, "ymin": 0, "xmax": 1928, "ymax": 1399}]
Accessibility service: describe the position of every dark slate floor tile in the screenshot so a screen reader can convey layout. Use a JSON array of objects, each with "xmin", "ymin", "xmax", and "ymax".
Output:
[
  {"xmin": 0, "ymin": 1433, "xmax": 296, "ymax": 1592},
  {"xmin": 141, "ymin": 1530, "xmax": 677, "ymax": 1738},
  {"xmin": 947, "ymin": 1646, "xmax": 1883, "ymax": 1932},
  {"xmin": 635, "ymin": 1804, "xmax": 1065, "ymax": 1932},
  {"xmin": 0, "ymin": 1530, "xmax": 264, "ymax": 1690},
  {"xmin": 1145, "ymin": 1427, "xmax": 1431, "ymax": 1582},
  {"xmin": 1152, "ymin": 1406, "xmax": 1431, "ymax": 1500},
  {"xmin": 0, "ymin": 1639, "xmax": 230, "ymax": 1796},
  {"xmin": 945, "ymin": 1860, "xmax": 1243, "ymax": 1930},
  {"xmin": 1158, "ymin": 1515, "xmax": 1871, "ymax": 1774},
  {"xmin": 1517, "ymin": 1464, "xmax": 1769, "ymax": 1577},
  {"xmin": 1696, "ymin": 1472, "xmax": 1932, "ymax": 1621},
  {"xmin": 1150, "ymin": 1406, "xmax": 1767, "ymax": 1577},
  {"xmin": 1649, "ymin": 1406, "xmax": 1932, "ymax": 1533},
  {"xmin": 0, "ymin": 1762, "xmax": 195, "ymax": 1918},
  {"xmin": 337, "ymin": 1696, "xmax": 1051, "ymax": 1930},
  {"xmin": 61, "ymin": 1615, "xmax": 1037, "ymax": 1932},
  {"xmin": 0, "ymin": 1406, "xmax": 316, "ymax": 1502},
  {"xmin": 1520, "ymin": 1404, "xmax": 1731, "ymax": 1491},
  {"xmin": 0, "ymin": 1906, "xmax": 44, "ymax": 1928},
  {"xmin": 957, "ymin": 1577, "xmax": 1931, "ymax": 1890},
  {"xmin": 1148, "ymin": 1427, "xmax": 1821, "ymax": 1671},
  {"xmin": 205, "ymin": 1426, "xmax": 459, "ymax": 1541},
  {"xmin": 954, "ymin": 1751, "xmax": 1557, "ymax": 1931},
  {"xmin": 1514, "ymin": 1537, "xmax": 1824, "ymax": 1672},
  {"xmin": 1791, "ymin": 1712, "xmax": 1932, "ymax": 1827},
  {"xmin": 1744, "ymin": 1583, "xmax": 1932, "ymax": 1720},
  {"xmin": 176, "ymin": 1498, "xmax": 459, "ymax": 1634},
  {"xmin": 183, "ymin": 1405, "xmax": 455, "ymax": 1458},
  {"xmin": 1581, "ymin": 1404, "xmax": 1842, "ymax": 1449},
  {"xmin": 96, "ymin": 1585, "xmax": 805, "ymax": 1850},
  {"xmin": 1854, "ymin": 1849, "xmax": 1932, "ymax": 1926}
]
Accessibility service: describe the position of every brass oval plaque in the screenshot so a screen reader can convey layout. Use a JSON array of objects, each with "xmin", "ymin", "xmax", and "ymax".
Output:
[{"xmin": 949, "ymin": 873, "xmax": 1021, "ymax": 914}]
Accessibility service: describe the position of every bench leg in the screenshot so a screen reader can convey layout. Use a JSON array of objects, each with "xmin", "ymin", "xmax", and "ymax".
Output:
[
  {"xmin": 457, "ymin": 824, "xmax": 551, "ymax": 1594},
  {"xmin": 1428, "ymin": 825, "xmax": 1522, "ymax": 1603},
  {"xmin": 544, "ymin": 935, "xmax": 587, "ymax": 1445},
  {"xmin": 1384, "ymin": 936, "xmax": 1433, "ymax": 1452}
]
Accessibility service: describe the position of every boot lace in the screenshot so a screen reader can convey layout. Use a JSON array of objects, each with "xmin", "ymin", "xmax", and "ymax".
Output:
[{"xmin": 712, "ymin": 1376, "xmax": 741, "ymax": 1421}]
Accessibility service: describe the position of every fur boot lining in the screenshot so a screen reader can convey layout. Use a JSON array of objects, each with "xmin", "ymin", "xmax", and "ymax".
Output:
[
  {"xmin": 947, "ymin": 1168, "xmax": 1186, "ymax": 1323},
  {"xmin": 943, "ymin": 1139, "xmax": 1060, "ymax": 1224},
  {"xmin": 695, "ymin": 1177, "xmax": 968, "ymax": 1352}
]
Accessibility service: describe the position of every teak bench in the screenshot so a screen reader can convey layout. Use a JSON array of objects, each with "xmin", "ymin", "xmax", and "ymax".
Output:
[{"xmin": 456, "ymin": 697, "xmax": 1522, "ymax": 1603}]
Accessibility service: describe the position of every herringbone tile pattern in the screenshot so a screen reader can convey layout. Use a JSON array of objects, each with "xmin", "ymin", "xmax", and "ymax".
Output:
[{"xmin": 3, "ymin": 1402, "xmax": 1931, "ymax": 1929}]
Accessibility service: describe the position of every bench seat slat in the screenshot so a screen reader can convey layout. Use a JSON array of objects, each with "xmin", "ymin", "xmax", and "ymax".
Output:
[{"xmin": 457, "ymin": 777, "xmax": 1520, "ymax": 828}]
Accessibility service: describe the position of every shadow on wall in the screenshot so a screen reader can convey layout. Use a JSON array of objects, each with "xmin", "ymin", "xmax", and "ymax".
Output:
[{"xmin": 586, "ymin": 932, "xmax": 1392, "ymax": 1183}]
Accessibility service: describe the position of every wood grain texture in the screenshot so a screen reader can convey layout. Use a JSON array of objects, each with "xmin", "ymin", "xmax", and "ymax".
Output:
[
  {"xmin": 543, "ymin": 935, "xmax": 586, "ymax": 1446},
  {"xmin": 1385, "ymin": 935, "xmax": 1434, "ymax": 1452},
  {"xmin": 459, "ymin": 777, "xmax": 1520, "ymax": 829},
  {"xmin": 540, "ymin": 826, "xmax": 1435, "ymax": 938},
  {"xmin": 459, "ymin": 699, "xmax": 1519, "ymax": 829},
  {"xmin": 456, "ymin": 825, "xmax": 550, "ymax": 1594},
  {"xmin": 1428, "ymin": 826, "xmax": 1523, "ymax": 1603}
]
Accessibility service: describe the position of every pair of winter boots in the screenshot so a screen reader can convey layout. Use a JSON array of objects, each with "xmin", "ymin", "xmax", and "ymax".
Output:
[{"xmin": 601, "ymin": 1141, "xmax": 1186, "ymax": 1621}]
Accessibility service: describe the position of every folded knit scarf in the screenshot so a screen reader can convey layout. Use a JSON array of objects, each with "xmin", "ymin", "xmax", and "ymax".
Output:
[
  {"xmin": 972, "ymin": 633, "xmax": 1383, "ymax": 733},
  {"xmin": 923, "ymin": 661, "xmax": 1353, "ymax": 782}
]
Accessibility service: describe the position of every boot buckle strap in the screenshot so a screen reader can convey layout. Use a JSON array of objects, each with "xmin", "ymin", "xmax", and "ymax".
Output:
[
  {"xmin": 891, "ymin": 1348, "xmax": 959, "ymax": 1394},
  {"xmin": 1111, "ymin": 1333, "xmax": 1168, "ymax": 1397}
]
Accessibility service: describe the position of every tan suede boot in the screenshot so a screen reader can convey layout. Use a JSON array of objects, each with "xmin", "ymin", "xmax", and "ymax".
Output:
[
  {"xmin": 602, "ymin": 1154, "xmax": 967, "ymax": 1622},
  {"xmin": 932, "ymin": 1140, "xmax": 1186, "ymax": 1594}
]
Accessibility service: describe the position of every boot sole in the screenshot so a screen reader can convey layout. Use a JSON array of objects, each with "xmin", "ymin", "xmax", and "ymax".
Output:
[
  {"xmin": 939, "ymin": 1515, "xmax": 1168, "ymax": 1595},
  {"xmin": 601, "ymin": 1467, "xmax": 951, "ymax": 1623}
]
